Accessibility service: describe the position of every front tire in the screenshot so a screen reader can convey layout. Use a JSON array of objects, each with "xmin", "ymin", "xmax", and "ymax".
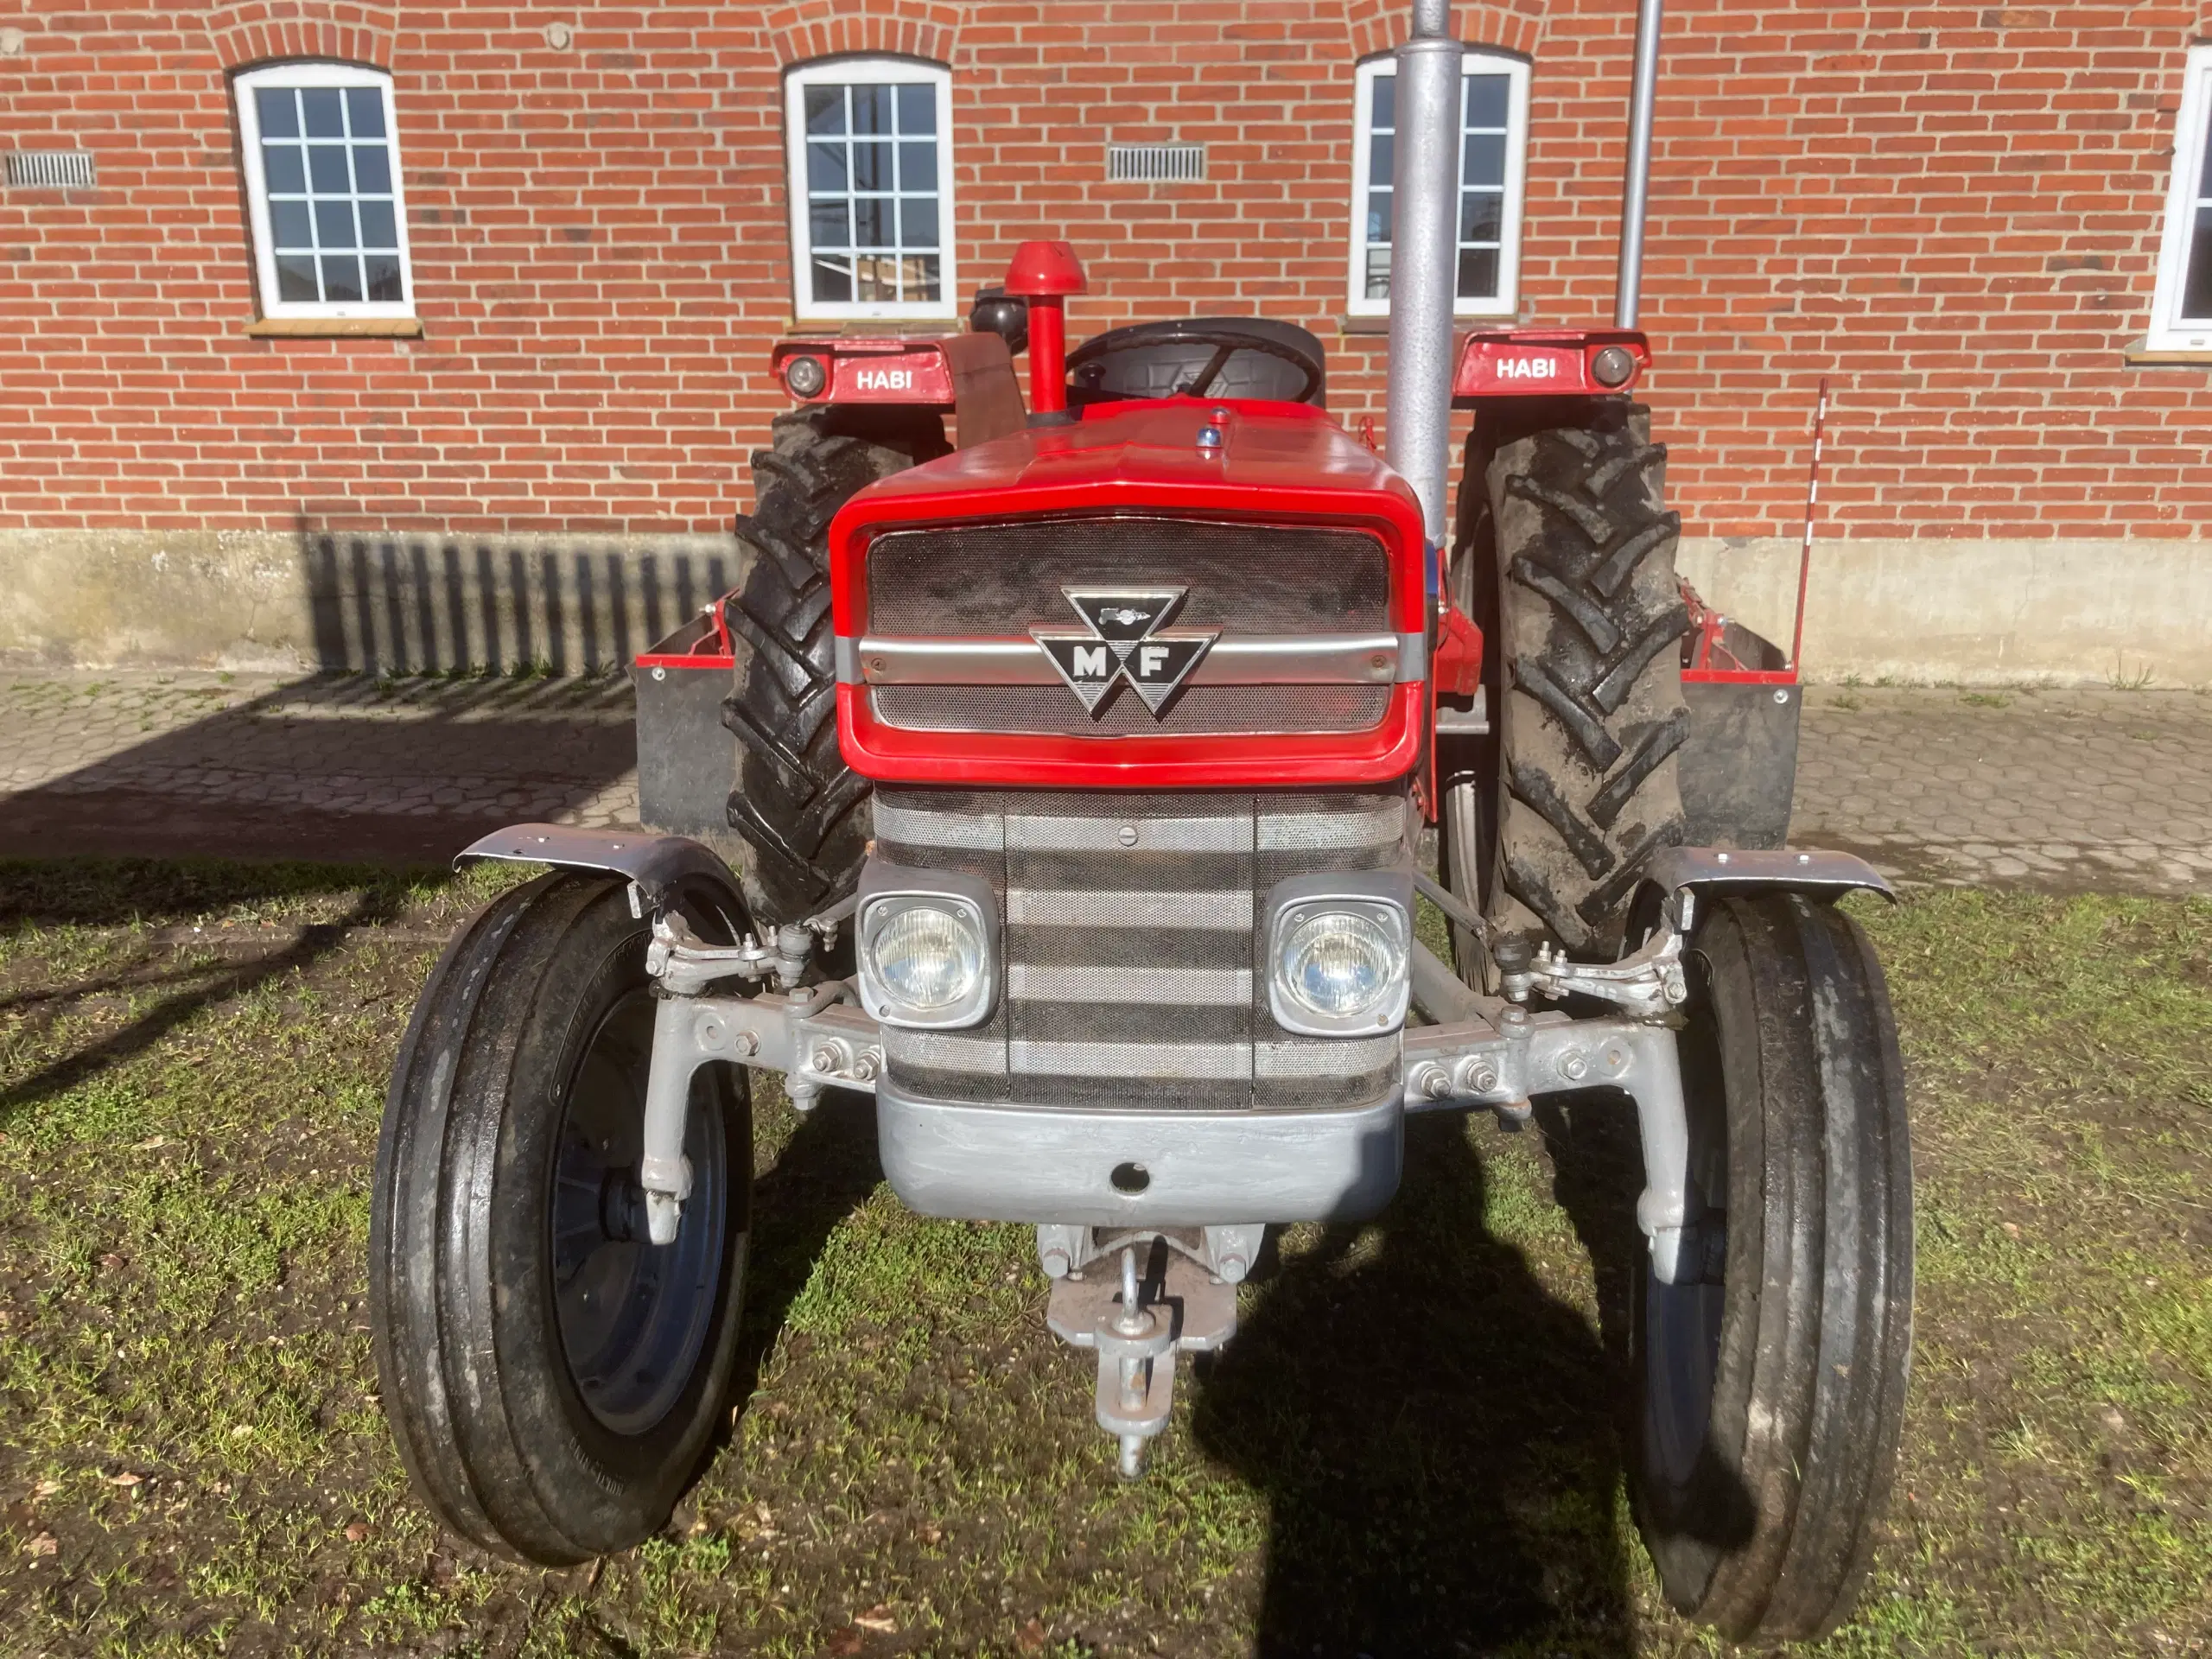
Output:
[
  {"xmin": 1630, "ymin": 894, "xmax": 1914, "ymax": 1640},
  {"xmin": 370, "ymin": 872, "xmax": 753, "ymax": 1564}
]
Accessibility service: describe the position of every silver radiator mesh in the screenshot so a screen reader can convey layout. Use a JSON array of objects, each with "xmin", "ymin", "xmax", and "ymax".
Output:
[{"xmin": 874, "ymin": 785, "xmax": 1411, "ymax": 1111}]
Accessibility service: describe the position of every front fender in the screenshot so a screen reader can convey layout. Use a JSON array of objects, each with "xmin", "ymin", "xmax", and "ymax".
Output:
[{"xmin": 454, "ymin": 823, "xmax": 746, "ymax": 917}]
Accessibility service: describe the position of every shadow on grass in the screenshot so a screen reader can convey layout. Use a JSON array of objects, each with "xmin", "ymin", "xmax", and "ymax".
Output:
[
  {"xmin": 1194, "ymin": 1109, "xmax": 1645, "ymax": 1656},
  {"xmin": 0, "ymin": 859, "xmax": 436, "ymax": 1128}
]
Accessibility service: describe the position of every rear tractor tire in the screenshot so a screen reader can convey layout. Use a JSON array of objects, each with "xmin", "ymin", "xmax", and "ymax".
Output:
[
  {"xmin": 370, "ymin": 872, "xmax": 753, "ymax": 1564},
  {"xmin": 721, "ymin": 404, "xmax": 950, "ymax": 925},
  {"xmin": 1455, "ymin": 402, "xmax": 1691, "ymax": 959},
  {"xmin": 1630, "ymin": 893, "xmax": 1914, "ymax": 1641}
]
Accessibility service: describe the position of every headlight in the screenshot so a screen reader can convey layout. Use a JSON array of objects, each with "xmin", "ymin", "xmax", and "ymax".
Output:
[
  {"xmin": 857, "ymin": 886, "xmax": 995, "ymax": 1029},
  {"xmin": 1266, "ymin": 893, "xmax": 1410, "ymax": 1036}
]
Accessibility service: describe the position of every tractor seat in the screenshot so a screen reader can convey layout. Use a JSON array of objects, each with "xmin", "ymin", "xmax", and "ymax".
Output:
[{"xmin": 1067, "ymin": 317, "xmax": 1327, "ymax": 410}]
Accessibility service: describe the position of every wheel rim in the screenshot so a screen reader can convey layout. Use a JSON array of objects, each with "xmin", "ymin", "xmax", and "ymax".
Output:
[
  {"xmin": 549, "ymin": 986, "xmax": 728, "ymax": 1436},
  {"xmin": 1643, "ymin": 1271, "xmax": 1725, "ymax": 1486}
]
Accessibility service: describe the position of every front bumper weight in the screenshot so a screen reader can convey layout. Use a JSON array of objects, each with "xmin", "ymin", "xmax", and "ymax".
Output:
[{"xmin": 1046, "ymin": 1243, "xmax": 1236, "ymax": 1478}]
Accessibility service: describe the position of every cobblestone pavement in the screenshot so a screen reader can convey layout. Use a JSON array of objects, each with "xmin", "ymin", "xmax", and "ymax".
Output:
[{"xmin": 1, "ymin": 671, "xmax": 2208, "ymax": 893}]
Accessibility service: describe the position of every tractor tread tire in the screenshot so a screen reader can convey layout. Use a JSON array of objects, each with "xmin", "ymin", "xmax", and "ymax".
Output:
[
  {"xmin": 370, "ymin": 872, "xmax": 753, "ymax": 1565},
  {"xmin": 1630, "ymin": 893, "xmax": 1914, "ymax": 1642},
  {"xmin": 1488, "ymin": 404, "xmax": 1689, "ymax": 956},
  {"xmin": 721, "ymin": 404, "xmax": 948, "ymax": 925}
]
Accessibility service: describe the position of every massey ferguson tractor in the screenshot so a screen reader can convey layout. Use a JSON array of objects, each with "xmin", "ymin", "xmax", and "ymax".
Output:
[{"xmin": 369, "ymin": 0, "xmax": 1912, "ymax": 1642}]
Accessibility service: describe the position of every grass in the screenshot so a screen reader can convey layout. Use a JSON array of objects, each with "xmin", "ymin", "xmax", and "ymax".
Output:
[{"xmin": 0, "ymin": 863, "xmax": 2206, "ymax": 1654}]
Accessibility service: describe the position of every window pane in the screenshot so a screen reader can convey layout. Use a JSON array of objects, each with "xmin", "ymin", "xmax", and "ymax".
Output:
[
  {"xmin": 852, "ymin": 140, "xmax": 891, "ymax": 191},
  {"xmin": 898, "ymin": 139, "xmax": 937, "ymax": 192},
  {"xmin": 346, "ymin": 86, "xmax": 385, "ymax": 138},
  {"xmin": 852, "ymin": 195, "xmax": 891, "ymax": 248},
  {"xmin": 1369, "ymin": 132, "xmax": 1394, "ymax": 188},
  {"xmin": 1370, "ymin": 73, "xmax": 1395, "ymax": 130},
  {"xmin": 308, "ymin": 144, "xmax": 352, "ymax": 193},
  {"xmin": 257, "ymin": 87, "xmax": 300, "ymax": 138},
  {"xmin": 2201, "ymin": 108, "xmax": 2212, "ymax": 195},
  {"xmin": 302, "ymin": 88, "xmax": 345, "ymax": 138},
  {"xmin": 358, "ymin": 199, "xmax": 398, "ymax": 248},
  {"xmin": 270, "ymin": 199, "xmax": 314, "ymax": 250},
  {"xmin": 1457, "ymin": 246, "xmax": 1499, "ymax": 300},
  {"xmin": 276, "ymin": 254, "xmax": 320, "ymax": 302},
  {"xmin": 855, "ymin": 252, "xmax": 896, "ymax": 302},
  {"xmin": 1465, "ymin": 73, "xmax": 1510, "ymax": 130},
  {"xmin": 1459, "ymin": 190, "xmax": 1503, "ymax": 243},
  {"xmin": 897, "ymin": 83, "xmax": 935, "ymax": 135},
  {"xmin": 811, "ymin": 254, "xmax": 853, "ymax": 302},
  {"xmin": 264, "ymin": 143, "xmax": 306, "ymax": 194},
  {"xmin": 907, "ymin": 253, "xmax": 940, "ymax": 302},
  {"xmin": 1364, "ymin": 245, "xmax": 1392, "ymax": 299},
  {"xmin": 364, "ymin": 253, "xmax": 404, "ymax": 302},
  {"xmin": 899, "ymin": 195, "xmax": 938, "ymax": 249},
  {"xmin": 807, "ymin": 140, "xmax": 847, "ymax": 192},
  {"xmin": 2183, "ymin": 206, "xmax": 2212, "ymax": 321},
  {"xmin": 1366, "ymin": 186, "xmax": 1392, "ymax": 245},
  {"xmin": 853, "ymin": 85, "xmax": 893, "ymax": 136},
  {"xmin": 321, "ymin": 253, "xmax": 364, "ymax": 302},
  {"xmin": 810, "ymin": 200, "xmax": 849, "ymax": 249},
  {"xmin": 804, "ymin": 86, "xmax": 845, "ymax": 135},
  {"xmin": 1463, "ymin": 131, "xmax": 1506, "ymax": 187},
  {"xmin": 353, "ymin": 143, "xmax": 392, "ymax": 194},
  {"xmin": 315, "ymin": 199, "xmax": 357, "ymax": 248}
]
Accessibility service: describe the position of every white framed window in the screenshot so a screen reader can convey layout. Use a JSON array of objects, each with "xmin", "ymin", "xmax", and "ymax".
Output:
[
  {"xmin": 1347, "ymin": 52, "xmax": 1531, "ymax": 320},
  {"xmin": 784, "ymin": 57, "xmax": 957, "ymax": 321},
  {"xmin": 2147, "ymin": 44, "xmax": 2212, "ymax": 353},
  {"xmin": 235, "ymin": 63, "xmax": 413, "ymax": 320}
]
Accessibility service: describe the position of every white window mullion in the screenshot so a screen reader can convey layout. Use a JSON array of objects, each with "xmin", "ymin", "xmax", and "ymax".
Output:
[
  {"xmin": 2147, "ymin": 45, "xmax": 2212, "ymax": 353},
  {"xmin": 235, "ymin": 61, "xmax": 414, "ymax": 321},
  {"xmin": 1347, "ymin": 51, "xmax": 1531, "ymax": 321},
  {"xmin": 785, "ymin": 57, "xmax": 957, "ymax": 322}
]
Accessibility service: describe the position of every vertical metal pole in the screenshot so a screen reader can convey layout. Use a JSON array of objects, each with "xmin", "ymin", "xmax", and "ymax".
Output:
[
  {"xmin": 1614, "ymin": 0, "xmax": 1666, "ymax": 330},
  {"xmin": 1789, "ymin": 378, "xmax": 1830, "ymax": 673},
  {"xmin": 1383, "ymin": 0, "xmax": 1463, "ymax": 549}
]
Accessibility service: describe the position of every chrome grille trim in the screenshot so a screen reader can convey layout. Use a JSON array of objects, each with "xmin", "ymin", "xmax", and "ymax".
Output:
[
  {"xmin": 845, "ymin": 632, "xmax": 1420, "ymax": 686},
  {"xmin": 1008, "ymin": 964, "xmax": 1254, "ymax": 1004},
  {"xmin": 1005, "ymin": 813, "xmax": 1248, "ymax": 853},
  {"xmin": 1006, "ymin": 889, "xmax": 1254, "ymax": 930}
]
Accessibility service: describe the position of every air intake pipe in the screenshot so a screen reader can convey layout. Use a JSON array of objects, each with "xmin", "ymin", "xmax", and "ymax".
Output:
[{"xmin": 1382, "ymin": 0, "xmax": 1463, "ymax": 550}]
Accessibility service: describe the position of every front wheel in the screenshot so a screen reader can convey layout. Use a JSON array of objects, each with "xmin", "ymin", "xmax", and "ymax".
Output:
[
  {"xmin": 1630, "ymin": 893, "xmax": 1914, "ymax": 1640},
  {"xmin": 369, "ymin": 871, "xmax": 753, "ymax": 1564}
]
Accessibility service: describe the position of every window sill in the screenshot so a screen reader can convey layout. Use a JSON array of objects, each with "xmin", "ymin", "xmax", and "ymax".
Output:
[
  {"xmin": 1337, "ymin": 314, "xmax": 1520, "ymax": 338},
  {"xmin": 245, "ymin": 316, "xmax": 424, "ymax": 339},
  {"xmin": 2123, "ymin": 337, "xmax": 2212, "ymax": 365}
]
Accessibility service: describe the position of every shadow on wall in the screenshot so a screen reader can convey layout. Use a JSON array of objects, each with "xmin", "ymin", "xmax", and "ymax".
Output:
[{"xmin": 301, "ymin": 532, "xmax": 742, "ymax": 674}]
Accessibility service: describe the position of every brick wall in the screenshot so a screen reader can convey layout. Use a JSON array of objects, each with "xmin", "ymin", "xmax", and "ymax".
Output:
[{"xmin": 3, "ymin": 0, "xmax": 2209, "ymax": 546}]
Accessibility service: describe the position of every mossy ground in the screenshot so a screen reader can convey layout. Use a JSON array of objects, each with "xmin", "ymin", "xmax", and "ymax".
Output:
[{"xmin": 0, "ymin": 862, "xmax": 2204, "ymax": 1656}]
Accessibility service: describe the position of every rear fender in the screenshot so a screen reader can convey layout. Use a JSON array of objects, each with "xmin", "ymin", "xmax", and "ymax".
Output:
[
  {"xmin": 1452, "ymin": 328, "xmax": 1652, "ymax": 401},
  {"xmin": 769, "ymin": 332, "xmax": 1026, "ymax": 448}
]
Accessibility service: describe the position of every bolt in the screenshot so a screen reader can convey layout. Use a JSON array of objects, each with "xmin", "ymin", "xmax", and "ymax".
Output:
[
  {"xmin": 1115, "ymin": 1247, "xmax": 1147, "ymax": 1337},
  {"xmin": 732, "ymin": 1029, "xmax": 760, "ymax": 1058},
  {"xmin": 810, "ymin": 1044, "xmax": 841, "ymax": 1074},
  {"xmin": 1409, "ymin": 1062, "xmax": 1452, "ymax": 1099},
  {"xmin": 1216, "ymin": 1254, "xmax": 1249, "ymax": 1284},
  {"xmin": 1117, "ymin": 824, "xmax": 1138, "ymax": 847},
  {"xmin": 697, "ymin": 1016, "xmax": 726, "ymax": 1052},
  {"xmin": 651, "ymin": 665, "xmax": 666, "ymax": 682},
  {"xmin": 1196, "ymin": 425, "xmax": 1223, "ymax": 448},
  {"xmin": 1039, "ymin": 1246, "xmax": 1072, "ymax": 1279},
  {"xmin": 849, "ymin": 1049, "xmax": 880, "ymax": 1082},
  {"xmin": 1559, "ymin": 1050, "xmax": 1589, "ymax": 1082},
  {"xmin": 1774, "ymin": 688, "xmax": 1791, "ymax": 704},
  {"xmin": 1603, "ymin": 1045, "xmax": 1626, "ymax": 1073}
]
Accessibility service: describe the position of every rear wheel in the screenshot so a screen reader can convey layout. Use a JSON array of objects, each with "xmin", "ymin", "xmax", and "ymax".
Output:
[
  {"xmin": 721, "ymin": 405, "xmax": 949, "ymax": 925},
  {"xmin": 370, "ymin": 872, "xmax": 753, "ymax": 1564},
  {"xmin": 1630, "ymin": 893, "xmax": 1914, "ymax": 1641},
  {"xmin": 1459, "ymin": 401, "xmax": 1689, "ymax": 958}
]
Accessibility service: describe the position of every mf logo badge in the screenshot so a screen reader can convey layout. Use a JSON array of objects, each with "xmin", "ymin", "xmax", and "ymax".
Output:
[{"xmin": 1032, "ymin": 587, "xmax": 1217, "ymax": 716}]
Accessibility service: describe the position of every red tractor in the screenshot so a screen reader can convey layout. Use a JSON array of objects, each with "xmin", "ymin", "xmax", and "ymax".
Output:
[{"xmin": 369, "ymin": 1, "xmax": 1910, "ymax": 1642}]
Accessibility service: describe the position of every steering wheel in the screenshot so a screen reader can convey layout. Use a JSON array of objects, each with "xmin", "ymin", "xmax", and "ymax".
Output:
[{"xmin": 1066, "ymin": 321, "xmax": 1327, "ymax": 406}]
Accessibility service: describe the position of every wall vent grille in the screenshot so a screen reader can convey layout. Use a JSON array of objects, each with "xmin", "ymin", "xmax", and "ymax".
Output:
[
  {"xmin": 6, "ymin": 150, "xmax": 95, "ymax": 188},
  {"xmin": 1106, "ymin": 143, "xmax": 1205, "ymax": 183}
]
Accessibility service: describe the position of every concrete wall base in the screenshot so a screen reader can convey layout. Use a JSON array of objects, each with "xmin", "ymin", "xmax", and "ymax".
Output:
[
  {"xmin": 3, "ymin": 528, "xmax": 2204, "ymax": 687},
  {"xmin": 0, "ymin": 528, "xmax": 750, "ymax": 674},
  {"xmin": 1678, "ymin": 536, "xmax": 2212, "ymax": 688}
]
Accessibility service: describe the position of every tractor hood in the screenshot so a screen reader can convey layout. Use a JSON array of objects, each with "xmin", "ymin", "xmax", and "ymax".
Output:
[{"xmin": 828, "ymin": 397, "xmax": 1427, "ymax": 594}]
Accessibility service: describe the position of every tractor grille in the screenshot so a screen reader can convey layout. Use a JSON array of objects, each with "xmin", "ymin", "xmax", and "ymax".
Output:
[
  {"xmin": 869, "ymin": 683, "xmax": 1392, "ymax": 735},
  {"xmin": 872, "ymin": 785, "xmax": 1411, "ymax": 1111},
  {"xmin": 864, "ymin": 518, "xmax": 1391, "ymax": 637}
]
